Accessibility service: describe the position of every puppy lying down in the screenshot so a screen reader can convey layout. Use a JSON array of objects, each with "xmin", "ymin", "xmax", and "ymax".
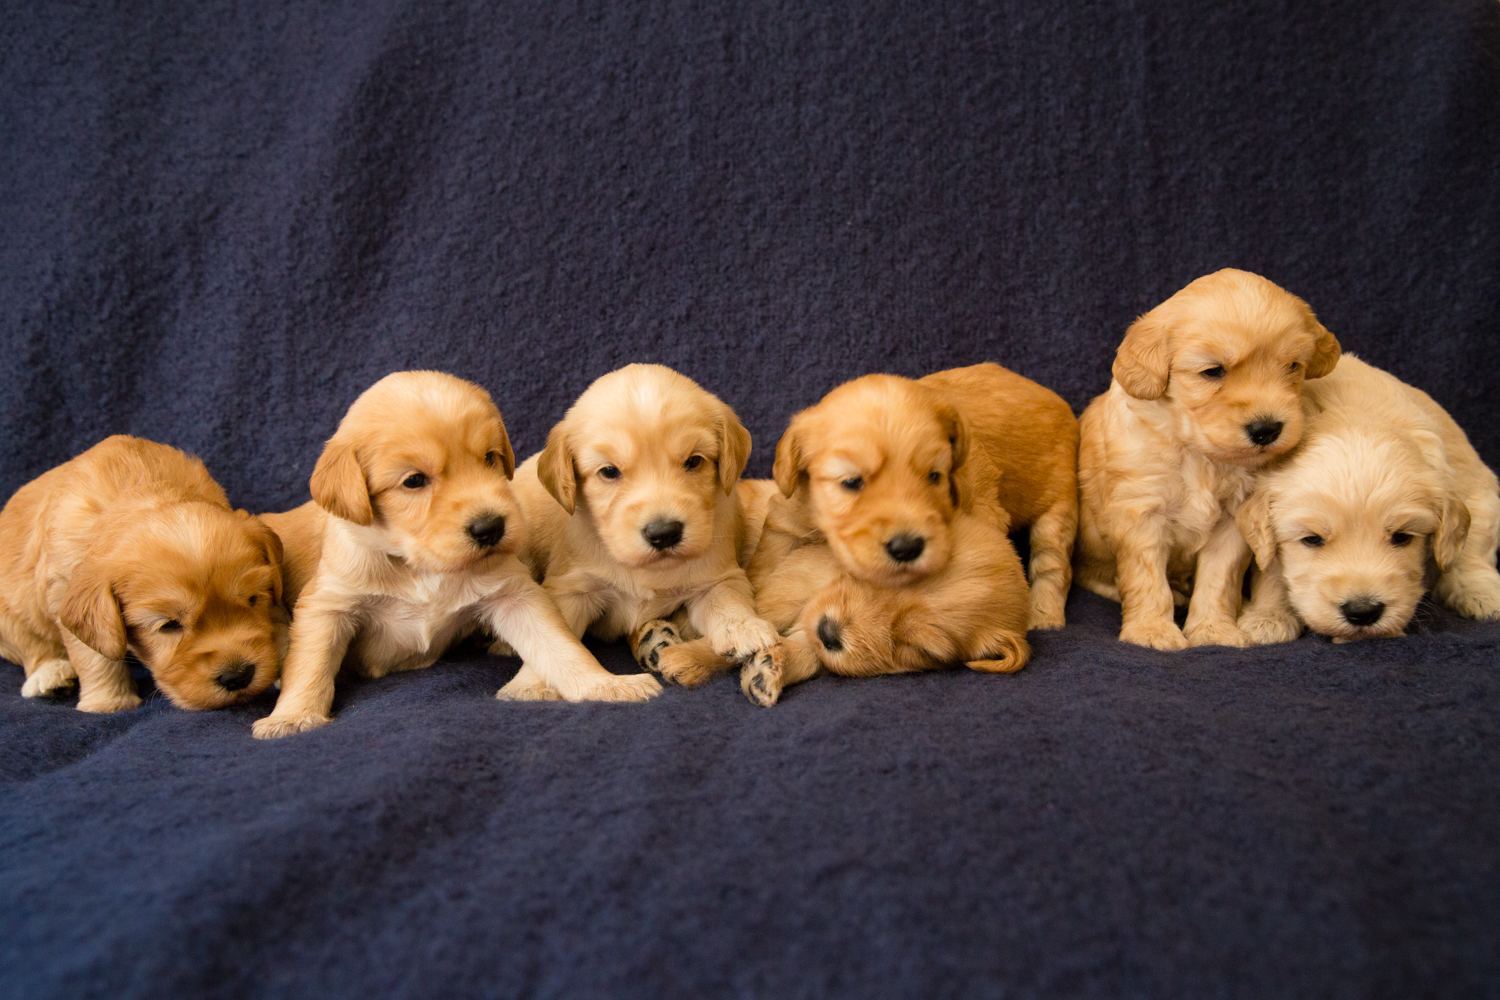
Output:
[
  {"xmin": 0, "ymin": 435, "xmax": 287, "ymax": 712},
  {"xmin": 253, "ymin": 371, "xmax": 658, "ymax": 739},
  {"xmin": 1236, "ymin": 354, "xmax": 1500, "ymax": 642},
  {"xmin": 658, "ymin": 499, "xmax": 1031, "ymax": 706}
]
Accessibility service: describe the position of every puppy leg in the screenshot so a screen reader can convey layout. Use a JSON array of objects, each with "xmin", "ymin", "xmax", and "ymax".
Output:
[
  {"xmin": 495, "ymin": 662, "xmax": 563, "ymax": 701},
  {"xmin": 1026, "ymin": 496, "xmax": 1077, "ymax": 630},
  {"xmin": 59, "ymin": 628, "xmax": 139, "ymax": 713},
  {"xmin": 3, "ymin": 624, "xmax": 77, "ymax": 697},
  {"xmin": 1435, "ymin": 494, "xmax": 1500, "ymax": 620},
  {"xmin": 21, "ymin": 658, "xmax": 77, "ymax": 698},
  {"xmin": 687, "ymin": 574, "xmax": 780, "ymax": 660},
  {"xmin": 252, "ymin": 597, "xmax": 355, "ymax": 739},
  {"xmin": 657, "ymin": 637, "xmax": 732, "ymax": 688},
  {"xmin": 630, "ymin": 619, "xmax": 684, "ymax": 673},
  {"xmin": 1238, "ymin": 561, "xmax": 1303, "ymax": 645},
  {"xmin": 1113, "ymin": 525, "xmax": 1188, "ymax": 650},
  {"xmin": 1183, "ymin": 516, "xmax": 1252, "ymax": 648}
]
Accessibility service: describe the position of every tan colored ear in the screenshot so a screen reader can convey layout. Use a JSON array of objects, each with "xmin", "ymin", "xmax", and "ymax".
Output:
[
  {"xmin": 494, "ymin": 417, "xmax": 517, "ymax": 480},
  {"xmin": 1304, "ymin": 316, "xmax": 1342, "ymax": 380},
  {"xmin": 1235, "ymin": 488, "xmax": 1278, "ymax": 571},
  {"xmin": 309, "ymin": 439, "xmax": 373, "ymax": 526},
  {"xmin": 58, "ymin": 556, "xmax": 127, "ymax": 661},
  {"xmin": 772, "ymin": 413, "xmax": 809, "ymax": 498},
  {"xmin": 1113, "ymin": 312, "xmax": 1172, "ymax": 399},
  {"xmin": 536, "ymin": 423, "xmax": 577, "ymax": 515},
  {"xmin": 936, "ymin": 404, "xmax": 973, "ymax": 513},
  {"xmin": 716, "ymin": 409, "xmax": 752, "ymax": 495},
  {"xmin": 1434, "ymin": 494, "xmax": 1472, "ymax": 572},
  {"xmin": 243, "ymin": 513, "xmax": 286, "ymax": 607},
  {"xmin": 965, "ymin": 629, "xmax": 1030, "ymax": 674}
]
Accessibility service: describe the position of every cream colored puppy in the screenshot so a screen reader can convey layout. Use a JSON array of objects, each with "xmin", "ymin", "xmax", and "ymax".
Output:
[
  {"xmin": 253, "ymin": 371, "xmax": 658, "ymax": 739},
  {"xmin": 1236, "ymin": 354, "xmax": 1500, "ymax": 642},
  {"xmin": 504, "ymin": 364, "xmax": 779, "ymax": 696},
  {"xmin": 1075, "ymin": 269, "xmax": 1341, "ymax": 650}
]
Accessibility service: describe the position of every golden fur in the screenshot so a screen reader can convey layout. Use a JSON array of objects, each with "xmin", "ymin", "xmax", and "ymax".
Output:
[
  {"xmin": 1075, "ymin": 269, "xmax": 1341, "ymax": 650},
  {"xmin": 506, "ymin": 364, "xmax": 778, "ymax": 694},
  {"xmin": 0, "ymin": 435, "xmax": 286, "ymax": 712},
  {"xmin": 1236, "ymin": 354, "xmax": 1500, "ymax": 642},
  {"xmin": 253, "ymin": 371, "xmax": 658, "ymax": 739},
  {"xmin": 768, "ymin": 362, "xmax": 1078, "ymax": 629}
]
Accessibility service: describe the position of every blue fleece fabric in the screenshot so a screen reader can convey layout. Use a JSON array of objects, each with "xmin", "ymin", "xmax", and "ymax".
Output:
[{"xmin": 1, "ymin": 1, "xmax": 1498, "ymax": 996}]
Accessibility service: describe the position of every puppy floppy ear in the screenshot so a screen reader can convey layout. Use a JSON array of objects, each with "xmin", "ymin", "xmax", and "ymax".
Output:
[
  {"xmin": 242, "ymin": 512, "xmax": 286, "ymax": 607},
  {"xmin": 936, "ymin": 404, "xmax": 973, "ymax": 513},
  {"xmin": 1113, "ymin": 311, "xmax": 1172, "ymax": 400},
  {"xmin": 536, "ymin": 424, "xmax": 578, "ymax": 515},
  {"xmin": 716, "ymin": 408, "xmax": 752, "ymax": 495},
  {"xmin": 1235, "ymin": 488, "xmax": 1279, "ymax": 571},
  {"xmin": 1303, "ymin": 315, "xmax": 1342, "ymax": 380},
  {"xmin": 494, "ymin": 418, "xmax": 517, "ymax": 480},
  {"xmin": 1434, "ymin": 494, "xmax": 1472, "ymax": 572},
  {"xmin": 773, "ymin": 413, "xmax": 809, "ymax": 499},
  {"xmin": 310, "ymin": 439, "xmax": 373, "ymax": 526},
  {"xmin": 58, "ymin": 555, "xmax": 128, "ymax": 661}
]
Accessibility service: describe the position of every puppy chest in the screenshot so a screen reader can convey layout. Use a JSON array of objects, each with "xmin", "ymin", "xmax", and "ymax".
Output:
[{"xmin": 350, "ymin": 595, "xmax": 475, "ymax": 674}]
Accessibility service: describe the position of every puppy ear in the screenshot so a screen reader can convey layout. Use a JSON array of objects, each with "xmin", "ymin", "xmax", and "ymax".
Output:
[
  {"xmin": 716, "ymin": 409, "xmax": 752, "ymax": 495},
  {"xmin": 494, "ymin": 418, "xmax": 517, "ymax": 480},
  {"xmin": 1113, "ymin": 312, "xmax": 1172, "ymax": 400},
  {"xmin": 536, "ymin": 424, "xmax": 578, "ymax": 515},
  {"xmin": 772, "ymin": 413, "xmax": 808, "ymax": 499},
  {"xmin": 58, "ymin": 556, "xmax": 128, "ymax": 661},
  {"xmin": 1434, "ymin": 494, "xmax": 1472, "ymax": 572},
  {"xmin": 965, "ymin": 629, "xmax": 1030, "ymax": 674},
  {"xmin": 1235, "ymin": 488, "xmax": 1279, "ymax": 571},
  {"xmin": 1303, "ymin": 315, "xmax": 1342, "ymax": 380},
  {"xmin": 310, "ymin": 439, "xmax": 373, "ymax": 526},
  {"xmin": 936, "ymin": 404, "xmax": 973, "ymax": 513},
  {"xmin": 243, "ymin": 513, "xmax": 286, "ymax": 607}
]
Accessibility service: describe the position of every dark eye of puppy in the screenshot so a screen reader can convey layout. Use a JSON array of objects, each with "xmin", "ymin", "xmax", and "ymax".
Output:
[
  {"xmin": 841, "ymin": 476, "xmax": 864, "ymax": 492},
  {"xmin": 927, "ymin": 471, "xmax": 941, "ymax": 485},
  {"xmin": 1287, "ymin": 361, "xmax": 1302, "ymax": 373},
  {"xmin": 484, "ymin": 450, "xmax": 500, "ymax": 468},
  {"xmin": 1201, "ymin": 365, "xmax": 1226, "ymax": 379},
  {"xmin": 248, "ymin": 594, "xmax": 258, "ymax": 607},
  {"xmin": 599, "ymin": 466, "xmax": 622, "ymax": 481},
  {"xmin": 1390, "ymin": 532, "xmax": 1413, "ymax": 547},
  {"xmin": 1301, "ymin": 535, "xmax": 1325, "ymax": 548},
  {"xmin": 402, "ymin": 472, "xmax": 428, "ymax": 489},
  {"xmin": 159, "ymin": 619, "xmax": 182, "ymax": 633},
  {"xmin": 684, "ymin": 455, "xmax": 703, "ymax": 471}
]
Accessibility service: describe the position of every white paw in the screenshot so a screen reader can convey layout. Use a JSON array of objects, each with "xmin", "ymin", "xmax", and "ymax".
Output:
[
  {"xmin": 488, "ymin": 637, "xmax": 517, "ymax": 657},
  {"xmin": 1118, "ymin": 619, "xmax": 1189, "ymax": 651},
  {"xmin": 251, "ymin": 713, "xmax": 330, "ymax": 739},
  {"xmin": 570, "ymin": 672, "xmax": 662, "ymax": 703},
  {"xmin": 1239, "ymin": 612, "xmax": 1303, "ymax": 645},
  {"xmin": 21, "ymin": 659, "xmax": 76, "ymax": 698},
  {"xmin": 1028, "ymin": 604, "xmax": 1066, "ymax": 631},
  {"xmin": 708, "ymin": 616, "xmax": 780, "ymax": 660},
  {"xmin": 495, "ymin": 674, "xmax": 562, "ymax": 701},
  {"xmin": 1184, "ymin": 619, "xmax": 1251, "ymax": 648},
  {"xmin": 632, "ymin": 619, "xmax": 683, "ymax": 672},
  {"xmin": 76, "ymin": 690, "xmax": 142, "ymax": 714},
  {"xmin": 739, "ymin": 649, "xmax": 782, "ymax": 707},
  {"xmin": 1442, "ymin": 578, "xmax": 1500, "ymax": 621}
]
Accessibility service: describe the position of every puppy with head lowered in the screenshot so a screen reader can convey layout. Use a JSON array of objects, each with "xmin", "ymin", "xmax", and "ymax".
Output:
[
  {"xmin": 1075, "ymin": 269, "xmax": 1341, "ymax": 649},
  {"xmin": 504, "ymin": 364, "xmax": 778, "ymax": 695},
  {"xmin": 252, "ymin": 371, "xmax": 658, "ymax": 739},
  {"xmin": 1236, "ymin": 354, "xmax": 1500, "ymax": 643},
  {"xmin": 0, "ymin": 435, "xmax": 287, "ymax": 712},
  {"xmin": 767, "ymin": 363, "xmax": 1078, "ymax": 630}
]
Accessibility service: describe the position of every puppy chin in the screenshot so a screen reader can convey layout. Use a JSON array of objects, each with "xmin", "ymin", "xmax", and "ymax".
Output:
[
  {"xmin": 1296, "ymin": 602, "xmax": 1415, "ymax": 642},
  {"xmin": 152, "ymin": 664, "xmax": 276, "ymax": 710},
  {"xmin": 399, "ymin": 539, "xmax": 516, "ymax": 575}
]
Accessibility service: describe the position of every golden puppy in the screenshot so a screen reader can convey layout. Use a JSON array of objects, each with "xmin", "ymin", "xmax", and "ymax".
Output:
[
  {"xmin": 503, "ymin": 364, "xmax": 779, "ymax": 694},
  {"xmin": 252, "ymin": 371, "xmax": 659, "ymax": 739},
  {"xmin": 769, "ymin": 362, "xmax": 1078, "ymax": 629},
  {"xmin": 658, "ymin": 506, "xmax": 1031, "ymax": 705},
  {"xmin": 0, "ymin": 435, "xmax": 286, "ymax": 712},
  {"xmin": 1236, "ymin": 354, "xmax": 1500, "ymax": 642},
  {"xmin": 1074, "ymin": 269, "xmax": 1341, "ymax": 650}
]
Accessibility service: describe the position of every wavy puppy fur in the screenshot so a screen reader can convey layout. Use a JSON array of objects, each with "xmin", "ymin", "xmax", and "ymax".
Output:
[
  {"xmin": 0, "ymin": 435, "xmax": 287, "ymax": 712},
  {"xmin": 1236, "ymin": 354, "xmax": 1500, "ymax": 643},
  {"xmin": 253, "ymin": 371, "xmax": 657, "ymax": 739},
  {"xmin": 1075, "ymin": 268, "xmax": 1341, "ymax": 650}
]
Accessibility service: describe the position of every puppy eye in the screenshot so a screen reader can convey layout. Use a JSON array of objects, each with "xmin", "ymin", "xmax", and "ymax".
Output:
[
  {"xmin": 1390, "ymin": 532, "xmax": 1413, "ymax": 547},
  {"xmin": 159, "ymin": 619, "xmax": 182, "ymax": 633},
  {"xmin": 841, "ymin": 476, "xmax": 865, "ymax": 492},
  {"xmin": 1287, "ymin": 361, "xmax": 1302, "ymax": 373},
  {"xmin": 402, "ymin": 472, "xmax": 429, "ymax": 489},
  {"xmin": 1201, "ymin": 365, "xmax": 1226, "ymax": 379},
  {"xmin": 1300, "ymin": 535, "xmax": 1325, "ymax": 548},
  {"xmin": 247, "ymin": 595, "xmax": 258, "ymax": 607},
  {"xmin": 484, "ymin": 451, "xmax": 500, "ymax": 468},
  {"xmin": 683, "ymin": 455, "xmax": 704, "ymax": 471},
  {"xmin": 598, "ymin": 466, "xmax": 622, "ymax": 481},
  {"xmin": 927, "ymin": 471, "xmax": 942, "ymax": 485}
]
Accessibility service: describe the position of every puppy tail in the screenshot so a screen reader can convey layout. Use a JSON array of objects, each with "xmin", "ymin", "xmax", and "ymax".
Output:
[{"xmin": 965, "ymin": 632, "xmax": 1030, "ymax": 674}]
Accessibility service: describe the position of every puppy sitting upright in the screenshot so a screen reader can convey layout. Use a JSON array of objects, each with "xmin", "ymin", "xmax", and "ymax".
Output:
[
  {"xmin": 1074, "ymin": 269, "xmax": 1341, "ymax": 650},
  {"xmin": 0, "ymin": 435, "xmax": 286, "ymax": 712},
  {"xmin": 253, "ymin": 371, "xmax": 659, "ymax": 739},
  {"xmin": 505, "ymin": 364, "xmax": 779, "ymax": 694}
]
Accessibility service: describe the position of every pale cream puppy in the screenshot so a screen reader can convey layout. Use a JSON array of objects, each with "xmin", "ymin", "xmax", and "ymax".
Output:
[
  {"xmin": 253, "ymin": 371, "xmax": 658, "ymax": 739},
  {"xmin": 1075, "ymin": 269, "xmax": 1342, "ymax": 650},
  {"xmin": 1236, "ymin": 354, "xmax": 1500, "ymax": 642},
  {"xmin": 503, "ymin": 364, "xmax": 779, "ymax": 697}
]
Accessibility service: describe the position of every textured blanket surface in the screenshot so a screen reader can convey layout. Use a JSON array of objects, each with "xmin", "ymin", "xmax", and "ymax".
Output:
[{"xmin": 1, "ymin": 1, "xmax": 1498, "ymax": 997}]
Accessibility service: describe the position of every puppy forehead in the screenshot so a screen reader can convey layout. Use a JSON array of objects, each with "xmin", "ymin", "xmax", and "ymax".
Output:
[
  {"xmin": 571, "ymin": 369, "xmax": 723, "ymax": 459},
  {"xmin": 112, "ymin": 507, "xmax": 269, "ymax": 604},
  {"xmin": 805, "ymin": 379, "xmax": 950, "ymax": 470},
  {"xmin": 1271, "ymin": 433, "xmax": 1443, "ymax": 530}
]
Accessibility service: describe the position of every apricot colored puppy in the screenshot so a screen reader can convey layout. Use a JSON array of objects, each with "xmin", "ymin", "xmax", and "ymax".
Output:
[
  {"xmin": 769, "ymin": 362, "xmax": 1079, "ymax": 630},
  {"xmin": 253, "ymin": 371, "xmax": 658, "ymax": 739},
  {"xmin": 0, "ymin": 435, "xmax": 286, "ymax": 712},
  {"xmin": 1074, "ymin": 269, "xmax": 1341, "ymax": 650},
  {"xmin": 1236, "ymin": 354, "xmax": 1500, "ymax": 642}
]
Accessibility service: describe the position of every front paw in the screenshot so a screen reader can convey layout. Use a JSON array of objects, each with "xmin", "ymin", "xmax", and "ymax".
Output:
[
  {"xmin": 1184, "ymin": 619, "xmax": 1251, "ymax": 648},
  {"xmin": 1442, "ymin": 579, "xmax": 1500, "ymax": 621},
  {"xmin": 571, "ymin": 673, "xmax": 662, "ymax": 703},
  {"xmin": 656, "ymin": 644, "xmax": 716, "ymax": 687},
  {"xmin": 708, "ymin": 616, "xmax": 780, "ymax": 660},
  {"xmin": 252, "ymin": 713, "xmax": 331, "ymax": 739},
  {"xmin": 631, "ymin": 619, "xmax": 682, "ymax": 672},
  {"xmin": 1238, "ymin": 611, "xmax": 1302, "ymax": 645},
  {"xmin": 495, "ymin": 674, "xmax": 562, "ymax": 701},
  {"xmin": 21, "ymin": 659, "xmax": 77, "ymax": 699},
  {"xmin": 77, "ymin": 690, "xmax": 141, "ymax": 713},
  {"xmin": 1028, "ymin": 605, "xmax": 1066, "ymax": 631},
  {"xmin": 739, "ymin": 648, "xmax": 782, "ymax": 707},
  {"xmin": 1118, "ymin": 619, "xmax": 1189, "ymax": 651}
]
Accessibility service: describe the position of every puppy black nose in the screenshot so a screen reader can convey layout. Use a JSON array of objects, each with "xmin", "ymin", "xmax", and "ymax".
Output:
[
  {"xmin": 817, "ymin": 616, "xmax": 843, "ymax": 652},
  {"xmin": 643, "ymin": 519, "xmax": 684, "ymax": 550},
  {"xmin": 1246, "ymin": 418, "xmax": 1284, "ymax": 447},
  {"xmin": 215, "ymin": 660, "xmax": 256, "ymax": 692},
  {"xmin": 884, "ymin": 534, "xmax": 926, "ymax": 563},
  {"xmin": 467, "ymin": 514, "xmax": 506, "ymax": 549},
  {"xmin": 1340, "ymin": 597, "xmax": 1386, "ymax": 628}
]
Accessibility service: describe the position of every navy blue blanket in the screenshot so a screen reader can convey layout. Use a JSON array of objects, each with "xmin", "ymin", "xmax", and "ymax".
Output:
[{"xmin": 2, "ymin": 1, "xmax": 1499, "ymax": 996}]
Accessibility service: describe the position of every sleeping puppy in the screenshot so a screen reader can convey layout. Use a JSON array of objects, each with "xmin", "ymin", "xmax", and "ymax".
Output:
[
  {"xmin": 1074, "ymin": 269, "xmax": 1341, "ymax": 650},
  {"xmin": 768, "ymin": 363, "xmax": 1078, "ymax": 629},
  {"xmin": 0, "ymin": 435, "xmax": 286, "ymax": 712},
  {"xmin": 504, "ymin": 364, "xmax": 779, "ymax": 695},
  {"xmin": 252, "ymin": 371, "xmax": 658, "ymax": 739},
  {"xmin": 1236, "ymin": 354, "xmax": 1500, "ymax": 642},
  {"xmin": 658, "ymin": 507, "xmax": 1031, "ymax": 705}
]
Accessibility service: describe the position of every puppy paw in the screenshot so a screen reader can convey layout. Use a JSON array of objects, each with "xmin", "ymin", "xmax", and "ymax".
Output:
[
  {"xmin": 708, "ymin": 616, "xmax": 780, "ymax": 660},
  {"xmin": 1118, "ymin": 619, "xmax": 1189, "ymax": 651},
  {"xmin": 251, "ymin": 713, "xmax": 331, "ymax": 739},
  {"xmin": 488, "ymin": 637, "xmax": 517, "ymax": 658},
  {"xmin": 656, "ymin": 644, "xmax": 716, "ymax": 687},
  {"xmin": 1184, "ymin": 619, "xmax": 1251, "ymax": 648},
  {"xmin": 739, "ymin": 649, "xmax": 783, "ymax": 707},
  {"xmin": 631, "ymin": 619, "xmax": 682, "ymax": 672},
  {"xmin": 570, "ymin": 672, "xmax": 662, "ymax": 703},
  {"xmin": 21, "ymin": 659, "xmax": 77, "ymax": 699},
  {"xmin": 1442, "ymin": 581, "xmax": 1500, "ymax": 622},
  {"xmin": 1028, "ymin": 605, "xmax": 1066, "ymax": 631},
  {"xmin": 76, "ymin": 690, "xmax": 141, "ymax": 714},
  {"xmin": 1239, "ymin": 611, "xmax": 1303, "ymax": 645},
  {"xmin": 495, "ymin": 674, "xmax": 562, "ymax": 701}
]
